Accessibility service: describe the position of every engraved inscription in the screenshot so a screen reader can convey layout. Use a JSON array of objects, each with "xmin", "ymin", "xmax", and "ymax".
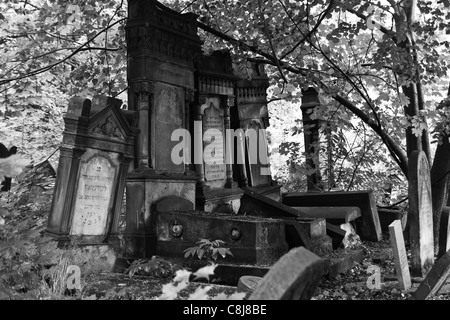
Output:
[
  {"xmin": 70, "ymin": 155, "xmax": 116, "ymax": 236},
  {"xmin": 203, "ymin": 100, "xmax": 225, "ymax": 181}
]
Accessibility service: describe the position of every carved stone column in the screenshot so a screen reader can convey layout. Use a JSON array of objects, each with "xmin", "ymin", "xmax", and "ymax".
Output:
[
  {"xmin": 195, "ymin": 94, "xmax": 207, "ymax": 186},
  {"xmin": 134, "ymin": 81, "xmax": 154, "ymax": 168},
  {"xmin": 185, "ymin": 89, "xmax": 195, "ymax": 173},
  {"xmin": 224, "ymin": 96, "xmax": 236, "ymax": 188}
]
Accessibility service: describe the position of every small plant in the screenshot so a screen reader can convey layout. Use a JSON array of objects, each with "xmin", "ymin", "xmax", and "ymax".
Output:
[{"xmin": 183, "ymin": 239, "xmax": 233, "ymax": 262}]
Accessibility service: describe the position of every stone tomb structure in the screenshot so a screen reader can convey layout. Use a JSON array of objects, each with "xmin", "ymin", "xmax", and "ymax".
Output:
[
  {"xmin": 194, "ymin": 50, "xmax": 243, "ymax": 213},
  {"xmin": 123, "ymin": 0, "xmax": 201, "ymax": 258},
  {"xmin": 47, "ymin": 96, "xmax": 138, "ymax": 247},
  {"xmin": 232, "ymin": 62, "xmax": 281, "ymax": 201}
]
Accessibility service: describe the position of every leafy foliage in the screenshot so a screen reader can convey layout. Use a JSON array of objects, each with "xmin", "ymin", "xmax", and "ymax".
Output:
[
  {"xmin": 157, "ymin": 264, "xmax": 245, "ymax": 300},
  {"xmin": 183, "ymin": 239, "xmax": 233, "ymax": 262}
]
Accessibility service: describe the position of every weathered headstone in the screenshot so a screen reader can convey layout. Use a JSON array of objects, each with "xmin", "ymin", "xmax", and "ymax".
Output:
[
  {"xmin": 408, "ymin": 150, "xmax": 434, "ymax": 277},
  {"xmin": 47, "ymin": 96, "xmax": 138, "ymax": 247},
  {"xmin": 389, "ymin": 220, "xmax": 412, "ymax": 290},
  {"xmin": 194, "ymin": 50, "xmax": 243, "ymax": 213},
  {"xmin": 248, "ymin": 247, "xmax": 329, "ymax": 300},
  {"xmin": 413, "ymin": 249, "xmax": 450, "ymax": 300},
  {"xmin": 233, "ymin": 62, "xmax": 280, "ymax": 200}
]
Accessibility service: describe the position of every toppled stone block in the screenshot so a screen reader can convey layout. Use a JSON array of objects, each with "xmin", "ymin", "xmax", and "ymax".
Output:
[{"xmin": 249, "ymin": 247, "xmax": 329, "ymax": 300}]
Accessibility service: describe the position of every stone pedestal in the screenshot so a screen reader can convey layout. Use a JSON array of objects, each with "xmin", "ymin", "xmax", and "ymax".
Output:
[
  {"xmin": 47, "ymin": 96, "xmax": 138, "ymax": 248},
  {"xmin": 301, "ymin": 88, "xmax": 323, "ymax": 192},
  {"xmin": 124, "ymin": 0, "xmax": 203, "ymax": 258},
  {"xmin": 155, "ymin": 211, "xmax": 288, "ymax": 265},
  {"xmin": 233, "ymin": 62, "xmax": 280, "ymax": 201}
]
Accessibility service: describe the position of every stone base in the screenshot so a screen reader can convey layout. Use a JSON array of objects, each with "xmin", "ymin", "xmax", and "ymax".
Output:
[
  {"xmin": 123, "ymin": 170, "xmax": 197, "ymax": 259},
  {"xmin": 196, "ymin": 186, "xmax": 244, "ymax": 214},
  {"xmin": 155, "ymin": 210, "xmax": 288, "ymax": 266},
  {"xmin": 122, "ymin": 233, "xmax": 156, "ymax": 259}
]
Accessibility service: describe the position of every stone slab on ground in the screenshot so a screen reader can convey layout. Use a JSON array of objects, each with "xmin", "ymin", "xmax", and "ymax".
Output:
[
  {"xmin": 282, "ymin": 190, "xmax": 382, "ymax": 242},
  {"xmin": 412, "ymin": 249, "xmax": 450, "ymax": 300},
  {"xmin": 249, "ymin": 247, "xmax": 329, "ymax": 300},
  {"xmin": 292, "ymin": 206, "xmax": 361, "ymax": 223}
]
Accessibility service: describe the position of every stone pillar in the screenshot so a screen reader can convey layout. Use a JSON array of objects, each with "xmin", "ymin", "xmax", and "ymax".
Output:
[
  {"xmin": 224, "ymin": 96, "xmax": 235, "ymax": 188},
  {"xmin": 134, "ymin": 81, "xmax": 154, "ymax": 168},
  {"xmin": 301, "ymin": 87, "xmax": 323, "ymax": 192},
  {"xmin": 195, "ymin": 94, "xmax": 207, "ymax": 187},
  {"xmin": 185, "ymin": 89, "xmax": 195, "ymax": 173}
]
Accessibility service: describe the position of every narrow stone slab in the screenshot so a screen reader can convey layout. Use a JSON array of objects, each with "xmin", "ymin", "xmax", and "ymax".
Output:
[
  {"xmin": 413, "ymin": 249, "xmax": 450, "ymax": 300},
  {"xmin": 408, "ymin": 150, "xmax": 434, "ymax": 277},
  {"xmin": 438, "ymin": 207, "xmax": 450, "ymax": 258},
  {"xmin": 389, "ymin": 220, "xmax": 411, "ymax": 290},
  {"xmin": 282, "ymin": 190, "xmax": 382, "ymax": 241},
  {"xmin": 326, "ymin": 222, "xmax": 346, "ymax": 249},
  {"xmin": 248, "ymin": 247, "xmax": 329, "ymax": 300},
  {"xmin": 293, "ymin": 206, "xmax": 361, "ymax": 223}
]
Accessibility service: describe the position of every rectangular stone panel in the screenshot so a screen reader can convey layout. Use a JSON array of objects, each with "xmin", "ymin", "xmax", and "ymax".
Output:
[
  {"xmin": 70, "ymin": 151, "xmax": 119, "ymax": 236},
  {"xmin": 202, "ymin": 97, "xmax": 226, "ymax": 184},
  {"xmin": 153, "ymin": 83, "xmax": 185, "ymax": 173}
]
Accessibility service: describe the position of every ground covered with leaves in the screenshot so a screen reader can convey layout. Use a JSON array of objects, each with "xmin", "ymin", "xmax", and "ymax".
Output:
[{"xmin": 1, "ymin": 163, "xmax": 450, "ymax": 300}]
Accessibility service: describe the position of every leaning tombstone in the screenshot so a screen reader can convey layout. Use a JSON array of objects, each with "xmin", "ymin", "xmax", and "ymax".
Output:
[
  {"xmin": 413, "ymin": 249, "xmax": 450, "ymax": 300},
  {"xmin": 233, "ymin": 62, "xmax": 281, "ymax": 200},
  {"xmin": 389, "ymin": 220, "xmax": 411, "ymax": 290},
  {"xmin": 248, "ymin": 247, "xmax": 329, "ymax": 300},
  {"xmin": 408, "ymin": 150, "xmax": 434, "ymax": 277},
  {"xmin": 194, "ymin": 50, "xmax": 243, "ymax": 213},
  {"xmin": 438, "ymin": 206, "xmax": 450, "ymax": 258},
  {"xmin": 46, "ymin": 95, "xmax": 138, "ymax": 252}
]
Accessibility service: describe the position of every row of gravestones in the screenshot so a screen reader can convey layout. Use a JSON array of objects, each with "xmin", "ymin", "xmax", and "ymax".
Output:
[{"xmin": 42, "ymin": 0, "xmax": 450, "ymax": 299}]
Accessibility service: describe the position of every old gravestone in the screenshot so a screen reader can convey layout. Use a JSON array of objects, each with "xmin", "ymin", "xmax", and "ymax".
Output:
[
  {"xmin": 123, "ymin": 0, "xmax": 201, "ymax": 258},
  {"xmin": 248, "ymin": 247, "xmax": 329, "ymax": 300},
  {"xmin": 389, "ymin": 220, "xmax": 411, "ymax": 290},
  {"xmin": 233, "ymin": 62, "xmax": 281, "ymax": 201},
  {"xmin": 47, "ymin": 96, "xmax": 138, "ymax": 247},
  {"xmin": 194, "ymin": 50, "xmax": 243, "ymax": 213},
  {"xmin": 408, "ymin": 150, "xmax": 434, "ymax": 277}
]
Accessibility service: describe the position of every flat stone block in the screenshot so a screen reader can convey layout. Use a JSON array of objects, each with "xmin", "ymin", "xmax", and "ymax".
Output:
[
  {"xmin": 283, "ymin": 190, "xmax": 382, "ymax": 242},
  {"xmin": 155, "ymin": 211, "xmax": 289, "ymax": 266},
  {"xmin": 293, "ymin": 206, "xmax": 361, "ymax": 223},
  {"xmin": 249, "ymin": 247, "xmax": 329, "ymax": 300}
]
